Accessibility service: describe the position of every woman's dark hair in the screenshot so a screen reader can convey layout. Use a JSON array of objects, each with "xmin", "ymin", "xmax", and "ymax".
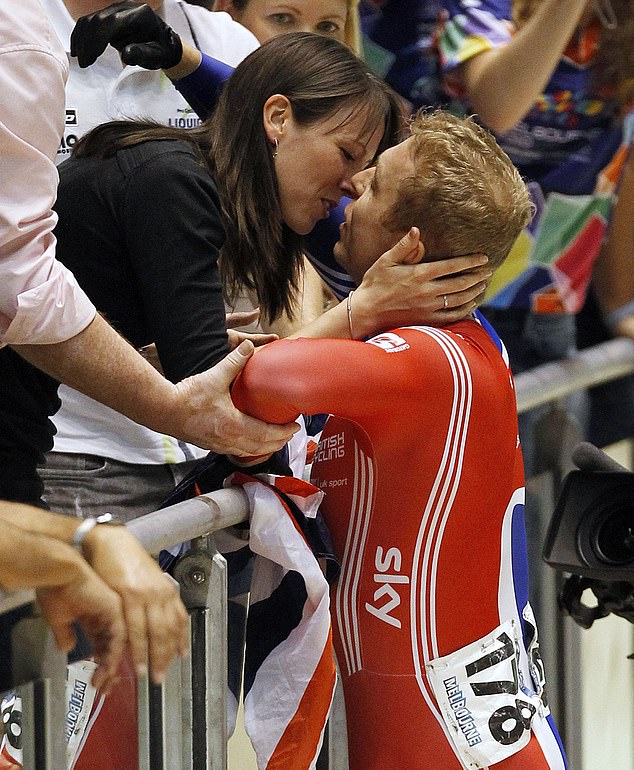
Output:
[{"xmin": 73, "ymin": 33, "xmax": 401, "ymax": 320}]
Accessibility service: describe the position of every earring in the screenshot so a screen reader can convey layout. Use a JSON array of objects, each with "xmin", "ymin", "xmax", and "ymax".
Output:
[{"xmin": 272, "ymin": 137, "xmax": 279, "ymax": 159}]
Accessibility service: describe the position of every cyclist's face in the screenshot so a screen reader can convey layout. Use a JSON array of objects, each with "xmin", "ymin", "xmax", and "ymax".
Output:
[{"xmin": 335, "ymin": 139, "xmax": 416, "ymax": 284}]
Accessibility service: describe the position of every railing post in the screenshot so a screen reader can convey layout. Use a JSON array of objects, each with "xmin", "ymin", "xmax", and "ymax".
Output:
[
  {"xmin": 11, "ymin": 615, "xmax": 67, "ymax": 770},
  {"xmin": 137, "ymin": 659, "xmax": 188, "ymax": 770},
  {"xmin": 317, "ymin": 676, "xmax": 348, "ymax": 770},
  {"xmin": 174, "ymin": 537, "xmax": 228, "ymax": 770},
  {"xmin": 137, "ymin": 670, "xmax": 151, "ymax": 770},
  {"xmin": 526, "ymin": 401, "xmax": 584, "ymax": 770}
]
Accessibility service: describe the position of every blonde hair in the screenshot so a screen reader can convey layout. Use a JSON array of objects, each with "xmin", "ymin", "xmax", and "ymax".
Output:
[
  {"xmin": 384, "ymin": 110, "xmax": 533, "ymax": 271},
  {"xmin": 513, "ymin": 0, "xmax": 634, "ymax": 108}
]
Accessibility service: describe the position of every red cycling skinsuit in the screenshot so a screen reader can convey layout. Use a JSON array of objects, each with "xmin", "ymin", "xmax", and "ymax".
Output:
[{"xmin": 232, "ymin": 319, "xmax": 568, "ymax": 770}]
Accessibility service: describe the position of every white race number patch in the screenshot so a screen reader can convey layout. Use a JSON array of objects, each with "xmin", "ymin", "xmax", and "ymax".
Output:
[{"xmin": 426, "ymin": 619, "xmax": 545, "ymax": 769}]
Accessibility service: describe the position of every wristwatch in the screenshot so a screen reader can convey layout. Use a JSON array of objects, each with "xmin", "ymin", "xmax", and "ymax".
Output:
[{"xmin": 72, "ymin": 512, "xmax": 124, "ymax": 556}]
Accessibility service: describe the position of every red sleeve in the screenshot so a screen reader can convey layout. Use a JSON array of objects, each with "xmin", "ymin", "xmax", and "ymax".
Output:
[{"xmin": 231, "ymin": 332, "xmax": 431, "ymax": 424}]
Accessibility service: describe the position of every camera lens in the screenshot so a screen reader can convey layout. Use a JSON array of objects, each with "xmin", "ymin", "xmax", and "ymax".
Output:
[{"xmin": 592, "ymin": 510, "xmax": 634, "ymax": 566}]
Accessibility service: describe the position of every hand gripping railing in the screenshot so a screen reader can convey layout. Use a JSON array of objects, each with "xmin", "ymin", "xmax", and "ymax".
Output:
[{"xmin": 0, "ymin": 488, "xmax": 251, "ymax": 770}]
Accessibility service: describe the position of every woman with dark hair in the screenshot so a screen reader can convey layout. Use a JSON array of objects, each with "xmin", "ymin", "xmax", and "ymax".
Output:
[{"xmin": 41, "ymin": 32, "xmax": 490, "ymax": 521}]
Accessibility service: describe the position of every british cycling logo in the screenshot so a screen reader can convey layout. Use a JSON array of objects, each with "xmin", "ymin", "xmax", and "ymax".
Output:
[
  {"xmin": 314, "ymin": 431, "xmax": 345, "ymax": 463},
  {"xmin": 367, "ymin": 332, "xmax": 410, "ymax": 353}
]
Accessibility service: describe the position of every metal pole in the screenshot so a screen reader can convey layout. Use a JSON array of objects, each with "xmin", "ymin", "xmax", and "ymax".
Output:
[
  {"xmin": 321, "ymin": 677, "xmax": 348, "ymax": 770},
  {"xmin": 11, "ymin": 616, "xmax": 66, "ymax": 770},
  {"xmin": 515, "ymin": 337, "xmax": 634, "ymax": 413},
  {"xmin": 137, "ymin": 671, "xmax": 151, "ymax": 770},
  {"xmin": 142, "ymin": 628, "xmax": 189, "ymax": 770},
  {"xmin": 174, "ymin": 537, "xmax": 229, "ymax": 770},
  {"xmin": 127, "ymin": 488, "xmax": 250, "ymax": 554}
]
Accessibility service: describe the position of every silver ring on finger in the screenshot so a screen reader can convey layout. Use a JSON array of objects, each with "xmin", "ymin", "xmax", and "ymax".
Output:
[{"xmin": 443, "ymin": 294, "xmax": 448, "ymax": 310}]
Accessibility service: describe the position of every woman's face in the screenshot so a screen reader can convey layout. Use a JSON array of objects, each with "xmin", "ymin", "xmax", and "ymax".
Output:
[
  {"xmin": 271, "ymin": 105, "xmax": 385, "ymax": 235},
  {"xmin": 225, "ymin": 0, "xmax": 349, "ymax": 44}
]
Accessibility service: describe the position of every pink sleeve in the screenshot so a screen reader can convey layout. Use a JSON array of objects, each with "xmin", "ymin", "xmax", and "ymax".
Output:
[{"xmin": 0, "ymin": 1, "xmax": 95, "ymax": 345}]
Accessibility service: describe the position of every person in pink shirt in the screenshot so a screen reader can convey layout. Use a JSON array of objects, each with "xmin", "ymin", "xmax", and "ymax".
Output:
[{"xmin": 0, "ymin": 0, "xmax": 299, "ymax": 507}]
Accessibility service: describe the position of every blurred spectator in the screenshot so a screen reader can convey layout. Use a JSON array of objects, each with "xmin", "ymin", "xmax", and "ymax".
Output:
[
  {"xmin": 42, "ymin": 0, "xmax": 258, "ymax": 164},
  {"xmin": 576, "ymin": 146, "xmax": 634, "ymax": 447},
  {"xmin": 359, "ymin": 0, "xmax": 445, "ymax": 109},
  {"xmin": 213, "ymin": 0, "xmax": 362, "ymax": 52},
  {"xmin": 434, "ymin": 0, "xmax": 634, "ymax": 456},
  {"xmin": 0, "ymin": 0, "xmax": 297, "ymax": 508},
  {"xmin": 592, "ymin": 147, "xmax": 634, "ymax": 344},
  {"xmin": 359, "ymin": 0, "xmax": 634, "ymax": 380}
]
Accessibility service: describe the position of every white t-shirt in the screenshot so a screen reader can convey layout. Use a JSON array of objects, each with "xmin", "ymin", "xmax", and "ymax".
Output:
[
  {"xmin": 42, "ymin": 0, "xmax": 258, "ymax": 162},
  {"xmin": 44, "ymin": 0, "xmax": 259, "ymax": 464}
]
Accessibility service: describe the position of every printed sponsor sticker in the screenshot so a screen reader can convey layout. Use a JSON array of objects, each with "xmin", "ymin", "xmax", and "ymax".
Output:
[{"xmin": 66, "ymin": 661, "xmax": 98, "ymax": 768}]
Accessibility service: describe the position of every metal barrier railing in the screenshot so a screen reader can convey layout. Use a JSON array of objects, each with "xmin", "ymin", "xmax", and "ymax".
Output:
[
  {"xmin": 0, "ymin": 337, "xmax": 633, "ymax": 770},
  {"xmin": 515, "ymin": 337, "xmax": 634, "ymax": 412},
  {"xmin": 0, "ymin": 489, "xmax": 251, "ymax": 770},
  {"xmin": 128, "ymin": 488, "xmax": 251, "ymax": 770}
]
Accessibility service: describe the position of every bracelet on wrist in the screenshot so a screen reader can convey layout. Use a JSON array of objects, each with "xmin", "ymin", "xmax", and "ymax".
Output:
[
  {"xmin": 347, "ymin": 290, "xmax": 355, "ymax": 339},
  {"xmin": 72, "ymin": 513, "xmax": 123, "ymax": 557}
]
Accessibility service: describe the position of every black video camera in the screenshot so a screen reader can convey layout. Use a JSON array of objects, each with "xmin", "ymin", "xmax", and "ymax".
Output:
[{"xmin": 543, "ymin": 443, "xmax": 634, "ymax": 636}]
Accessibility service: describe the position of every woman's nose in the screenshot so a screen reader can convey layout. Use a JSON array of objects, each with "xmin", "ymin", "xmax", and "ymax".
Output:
[{"xmin": 343, "ymin": 168, "xmax": 372, "ymax": 199}]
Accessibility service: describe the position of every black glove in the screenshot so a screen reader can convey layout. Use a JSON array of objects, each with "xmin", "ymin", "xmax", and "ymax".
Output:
[{"xmin": 71, "ymin": 1, "xmax": 183, "ymax": 70}]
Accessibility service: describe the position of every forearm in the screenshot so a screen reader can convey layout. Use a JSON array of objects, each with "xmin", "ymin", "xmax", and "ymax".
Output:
[
  {"xmin": 288, "ymin": 295, "xmax": 354, "ymax": 339},
  {"xmin": 288, "ymin": 291, "xmax": 386, "ymax": 341},
  {"xmin": 0, "ymin": 518, "xmax": 85, "ymax": 592},
  {"xmin": 263, "ymin": 259, "xmax": 326, "ymax": 337},
  {"xmin": 11, "ymin": 314, "xmax": 180, "ymax": 435},
  {"xmin": 593, "ymin": 238, "xmax": 634, "ymax": 322},
  {"xmin": 0, "ymin": 501, "xmax": 82, "ymax": 544},
  {"xmin": 234, "ymin": 337, "xmax": 384, "ymax": 423},
  {"xmin": 592, "ymin": 151, "xmax": 634, "ymax": 335},
  {"xmin": 171, "ymin": 51, "xmax": 234, "ymax": 121},
  {"xmin": 164, "ymin": 42, "xmax": 201, "ymax": 81},
  {"xmin": 460, "ymin": 0, "xmax": 587, "ymax": 134},
  {"xmin": 292, "ymin": 232, "xmax": 491, "ymax": 339}
]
